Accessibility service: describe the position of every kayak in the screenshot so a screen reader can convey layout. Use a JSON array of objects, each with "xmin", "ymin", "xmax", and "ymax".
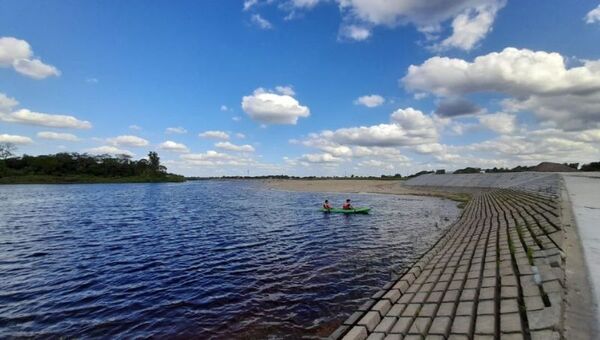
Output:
[{"xmin": 320, "ymin": 207, "xmax": 370, "ymax": 214}]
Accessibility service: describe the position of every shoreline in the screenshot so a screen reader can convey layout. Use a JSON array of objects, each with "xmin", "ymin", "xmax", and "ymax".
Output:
[
  {"xmin": 0, "ymin": 174, "xmax": 186, "ymax": 185},
  {"xmin": 263, "ymin": 179, "xmax": 471, "ymax": 206},
  {"xmin": 266, "ymin": 175, "xmax": 583, "ymax": 339}
]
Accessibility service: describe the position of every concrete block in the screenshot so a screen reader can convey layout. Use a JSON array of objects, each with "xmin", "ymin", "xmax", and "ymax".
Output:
[
  {"xmin": 342, "ymin": 325, "xmax": 368, "ymax": 340},
  {"xmin": 358, "ymin": 311, "xmax": 382, "ymax": 332},
  {"xmin": 500, "ymin": 313, "xmax": 522, "ymax": 333},
  {"xmin": 408, "ymin": 317, "xmax": 431, "ymax": 335},
  {"xmin": 391, "ymin": 317, "xmax": 413, "ymax": 334},
  {"xmin": 477, "ymin": 299, "xmax": 495, "ymax": 315},
  {"xmin": 456, "ymin": 301, "xmax": 474, "ymax": 316},
  {"xmin": 387, "ymin": 303, "xmax": 406, "ymax": 317},
  {"xmin": 451, "ymin": 315, "xmax": 473, "ymax": 334},
  {"xmin": 374, "ymin": 316, "xmax": 398, "ymax": 333},
  {"xmin": 475, "ymin": 315, "xmax": 495, "ymax": 334},
  {"xmin": 429, "ymin": 316, "xmax": 451, "ymax": 335},
  {"xmin": 500, "ymin": 299, "xmax": 519, "ymax": 314}
]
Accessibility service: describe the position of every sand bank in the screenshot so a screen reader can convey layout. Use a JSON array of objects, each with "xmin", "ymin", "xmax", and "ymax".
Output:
[{"xmin": 263, "ymin": 179, "xmax": 470, "ymax": 203}]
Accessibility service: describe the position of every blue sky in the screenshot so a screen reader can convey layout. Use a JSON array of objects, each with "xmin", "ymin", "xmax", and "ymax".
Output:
[{"xmin": 1, "ymin": 0, "xmax": 599, "ymax": 176}]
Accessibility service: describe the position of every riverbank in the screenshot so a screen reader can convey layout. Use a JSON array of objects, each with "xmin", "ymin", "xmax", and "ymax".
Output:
[
  {"xmin": 0, "ymin": 174, "xmax": 185, "ymax": 184},
  {"xmin": 293, "ymin": 173, "xmax": 593, "ymax": 339},
  {"xmin": 264, "ymin": 179, "xmax": 471, "ymax": 207}
]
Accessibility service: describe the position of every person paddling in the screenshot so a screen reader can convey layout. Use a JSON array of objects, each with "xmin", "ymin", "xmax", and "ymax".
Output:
[
  {"xmin": 323, "ymin": 199, "xmax": 333, "ymax": 210},
  {"xmin": 342, "ymin": 199, "xmax": 353, "ymax": 210}
]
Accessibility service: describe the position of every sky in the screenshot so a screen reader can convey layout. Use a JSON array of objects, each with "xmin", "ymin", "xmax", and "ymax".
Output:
[{"xmin": 1, "ymin": 0, "xmax": 600, "ymax": 177}]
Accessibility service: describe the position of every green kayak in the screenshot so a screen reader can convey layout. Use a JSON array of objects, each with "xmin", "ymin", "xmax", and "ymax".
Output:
[{"xmin": 320, "ymin": 207, "xmax": 370, "ymax": 214}]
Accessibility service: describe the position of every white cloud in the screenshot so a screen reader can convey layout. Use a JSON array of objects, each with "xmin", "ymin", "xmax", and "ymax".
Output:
[
  {"xmin": 199, "ymin": 130, "xmax": 230, "ymax": 140},
  {"xmin": 0, "ymin": 133, "xmax": 33, "ymax": 144},
  {"xmin": 275, "ymin": 85, "xmax": 296, "ymax": 96},
  {"xmin": 235, "ymin": 133, "xmax": 246, "ymax": 139},
  {"xmin": 215, "ymin": 141, "xmax": 255, "ymax": 152},
  {"xmin": 181, "ymin": 150, "xmax": 251, "ymax": 166},
  {"xmin": 438, "ymin": 2, "xmax": 504, "ymax": 50},
  {"xmin": 354, "ymin": 94, "xmax": 385, "ymax": 107},
  {"xmin": 129, "ymin": 124, "xmax": 142, "ymax": 131},
  {"xmin": 13, "ymin": 58, "xmax": 60, "ymax": 79},
  {"xmin": 299, "ymin": 152, "xmax": 343, "ymax": 163},
  {"xmin": 0, "ymin": 109, "xmax": 91, "ymax": 129},
  {"xmin": 310, "ymin": 108, "xmax": 437, "ymax": 148},
  {"xmin": 220, "ymin": 105, "xmax": 229, "ymax": 111},
  {"xmin": 478, "ymin": 112, "xmax": 517, "ymax": 134},
  {"xmin": 243, "ymin": 0, "xmax": 258, "ymax": 11},
  {"xmin": 86, "ymin": 146, "xmax": 134, "ymax": 157},
  {"xmin": 281, "ymin": 0, "xmax": 505, "ymax": 50},
  {"xmin": 251, "ymin": 14, "xmax": 273, "ymax": 29},
  {"xmin": 232, "ymin": 116, "xmax": 242, "ymax": 122},
  {"xmin": 292, "ymin": 0, "xmax": 320, "ymax": 8},
  {"xmin": 585, "ymin": 5, "xmax": 600, "ymax": 24},
  {"xmin": 37, "ymin": 131, "xmax": 79, "ymax": 141},
  {"xmin": 340, "ymin": 25, "xmax": 371, "ymax": 41},
  {"xmin": 159, "ymin": 140, "xmax": 189, "ymax": 153},
  {"xmin": 402, "ymin": 47, "xmax": 600, "ymax": 130},
  {"xmin": 107, "ymin": 135, "xmax": 149, "ymax": 147},
  {"xmin": 0, "ymin": 93, "xmax": 18, "ymax": 112},
  {"xmin": 0, "ymin": 37, "xmax": 60, "ymax": 79},
  {"xmin": 86, "ymin": 77, "xmax": 99, "ymax": 84},
  {"xmin": 165, "ymin": 127, "xmax": 187, "ymax": 134},
  {"xmin": 242, "ymin": 87, "xmax": 310, "ymax": 125}
]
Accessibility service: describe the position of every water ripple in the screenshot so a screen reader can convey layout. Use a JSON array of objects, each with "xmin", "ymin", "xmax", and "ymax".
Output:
[{"xmin": 0, "ymin": 181, "xmax": 459, "ymax": 339}]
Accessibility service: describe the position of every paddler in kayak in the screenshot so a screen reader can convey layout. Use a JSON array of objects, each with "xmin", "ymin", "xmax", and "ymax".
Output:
[
  {"xmin": 342, "ymin": 199, "xmax": 353, "ymax": 210},
  {"xmin": 323, "ymin": 199, "xmax": 333, "ymax": 210}
]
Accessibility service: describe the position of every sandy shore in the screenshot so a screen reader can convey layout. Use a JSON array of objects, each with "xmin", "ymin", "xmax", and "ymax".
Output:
[{"xmin": 263, "ymin": 179, "xmax": 471, "ymax": 203}]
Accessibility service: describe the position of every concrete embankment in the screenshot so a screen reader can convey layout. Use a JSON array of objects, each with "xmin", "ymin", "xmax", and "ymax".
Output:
[{"xmin": 331, "ymin": 172, "xmax": 595, "ymax": 340}]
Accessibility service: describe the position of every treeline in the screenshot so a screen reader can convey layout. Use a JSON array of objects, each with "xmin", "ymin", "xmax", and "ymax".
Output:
[{"xmin": 0, "ymin": 145, "xmax": 184, "ymax": 183}]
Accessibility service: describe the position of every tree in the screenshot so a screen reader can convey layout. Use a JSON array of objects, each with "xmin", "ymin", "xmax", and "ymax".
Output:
[
  {"xmin": 0, "ymin": 142, "xmax": 16, "ymax": 159},
  {"xmin": 148, "ymin": 151, "xmax": 160, "ymax": 173}
]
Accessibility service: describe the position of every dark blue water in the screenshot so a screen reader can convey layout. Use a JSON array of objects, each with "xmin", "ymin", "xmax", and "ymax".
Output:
[{"xmin": 0, "ymin": 181, "xmax": 459, "ymax": 339}]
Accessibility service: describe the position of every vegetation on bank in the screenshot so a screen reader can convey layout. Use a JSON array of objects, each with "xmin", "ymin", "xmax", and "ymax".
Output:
[{"xmin": 0, "ymin": 143, "xmax": 184, "ymax": 184}]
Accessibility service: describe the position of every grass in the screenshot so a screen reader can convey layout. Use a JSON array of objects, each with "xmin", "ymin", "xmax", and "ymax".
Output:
[{"xmin": 0, "ymin": 174, "xmax": 186, "ymax": 184}]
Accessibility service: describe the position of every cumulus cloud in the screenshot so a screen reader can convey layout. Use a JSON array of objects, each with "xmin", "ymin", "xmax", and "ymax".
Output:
[
  {"xmin": 277, "ymin": 0, "xmax": 505, "ymax": 49},
  {"xmin": 1, "ymin": 109, "xmax": 91, "ymax": 129},
  {"xmin": 215, "ymin": 141, "xmax": 255, "ymax": 152},
  {"xmin": 585, "ymin": 5, "xmax": 600, "ymax": 24},
  {"xmin": 478, "ymin": 113, "xmax": 517, "ymax": 134},
  {"xmin": 220, "ymin": 105, "xmax": 229, "ymax": 111},
  {"xmin": 435, "ymin": 97, "xmax": 484, "ymax": 117},
  {"xmin": 107, "ymin": 135, "xmax": 149, "ymax": 147},
  {"xmin": 251, "ymin": 14, "xmax": 273, "ymax": 29},
  {"xmin": 0, "ymin": 133, "xmax": 33, "ymax": 144},
  {"xmin": 159, "ymin": 140, "xmax": 189, "ymax": 153},
  {"xmin": 340, "ymin": 25, "xmax": 371, "ymax": 41},
  {"xmin": 199, "ymin": 130, "xmax": 230, "ymax": 140},
  {"xmin": 242, "ymin": 87, "xmax": 310, "ymax": 125},
  {"xmin": 165, "ymin": 127, "xmax": 187, "ymax": 134},
  {"xmin": 0, "ymin": 37, "xmax": 60, "ymax": 79},
  {"xmin": 37, "ymin": 131, "xmax": 79, "ymax": 141},
  {"xmin": 354, "ymin": 94, "xmax": 385, "ymax": 107},
  {"xmin": 437, "ymin": 2, "xmax": 504, "ymax": 50},
  {"xmin": 181, "ymin": 150, "xmax": 254, "ymax": 166},
  {"xmin": 402, "ymin": 47, "xmax": 600, "ymax": 130},
  {"xmin": 86, "ymin": 146, "xmax": 134, "ymax": 157},
  {"xmin": 299, "ymin": 152, "xmax": 343, "ymax": 163},
  {"xmin": 0, "ymin": 93, "xmax": 18, "ymax": 112},
  {"xmin": 303, "ymin": 108, "xmax": 437, "ymax": 148},
  {"xmin": 243, "ymin": 0, "xmax": 258, "ymax": 11}
]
